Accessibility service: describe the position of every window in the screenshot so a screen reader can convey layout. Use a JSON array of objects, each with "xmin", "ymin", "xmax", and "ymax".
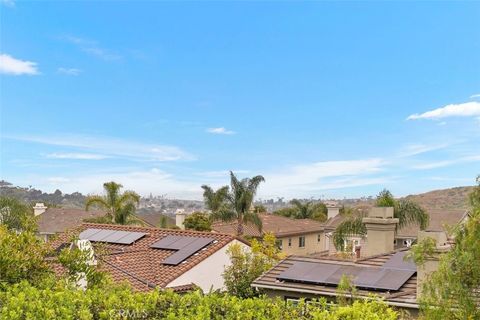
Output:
[
  {"xmin": 276, "ymin": 239, "xmax": 283, "ymax": 250},
  {"xmin": 299, "ymin": 236, "xmax": 305, "ymax": 248},
  {"xmin": 317, "ymin": 234, "xmax": 321, "ymax": 242},
  {"xmin": 285, "ymin": 297, "xmax": 300, "ymax": 306},
  {"xmin": 288, "ymin": 238, "xmax": 292, "ymax": 247}
]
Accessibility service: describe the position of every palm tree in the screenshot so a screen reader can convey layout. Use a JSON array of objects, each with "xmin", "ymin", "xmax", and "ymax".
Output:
[
  {"xmin": 85, "ymin": 181, "xmax": 141, "ymax": 225},
  {"xmin": 332, "ymin": 189, "xmax": 429, "ymax": 250},
  {"xmin": 204, "ymin": 171, "xmax": 265, "ymax": 236},
  {"xmin": 289, "ymin": 199, "xmax": 328, "ymax": 221},
  {"xmin": 201, "ymin": 185, "xmax": 230, "ymax": 213}
]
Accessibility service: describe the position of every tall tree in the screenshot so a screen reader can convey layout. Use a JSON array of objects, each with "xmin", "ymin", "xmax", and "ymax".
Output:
[
  {"xmin": 85, "ymin": 182, "xmax": 141, "ymax": 225},
  {"xmin": 414, "ymin": 175, "xmax": 480, "ymax": 319},
  {"xmin": 274, "ymin": 199, "xmax": 327, "ymax": 221},
  {"xmin": 201, "ymin": 185, "xmax": 230, "ymax": 213},
  {"xmin": 0, "ymin": 196, "xmax": 36, "ymax": 231},
  {"xmin": 205, "ymin": 172, "xmax": 265, "ymax": 236},
  {"xmin": 333, "ymin": 189, "xmax": 429, "ymax": 250}
]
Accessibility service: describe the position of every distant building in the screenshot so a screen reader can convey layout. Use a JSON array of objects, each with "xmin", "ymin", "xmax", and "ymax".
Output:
[
  {"xmin": 49, "ymin": 223, "xmax": 250, "ymax": 292},
  {"xmin": 212, "ymin": 214, "xmax": 325, "ymax": 256},
  {"xmin": 34, "ymin": 203, "xmax": 105, "ymax": 241}
]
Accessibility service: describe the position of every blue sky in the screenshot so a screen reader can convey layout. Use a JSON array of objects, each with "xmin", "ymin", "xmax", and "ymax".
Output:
[{"xmin": 1, "ymin": 1, "xmax": 479, "ymax": 200}]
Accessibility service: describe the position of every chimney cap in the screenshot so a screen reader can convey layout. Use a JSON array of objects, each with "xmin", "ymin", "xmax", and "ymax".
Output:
[
  {"xmin": 33, "ymin": 203, "xmax": 47, "ymax": 208},
  {"xmin": 368, "ymin": 207, "xmax": 394, "ymax": 219}
]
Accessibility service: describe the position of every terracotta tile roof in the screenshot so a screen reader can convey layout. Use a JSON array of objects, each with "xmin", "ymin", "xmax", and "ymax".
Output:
[
  {"xmin": 212, "ymin": 214, "xmax": 324, "ymax": 238},
  {"xmin": 37, "ymin": 208, "xmax": 105, "ymax": 234},
  {"xmin": 252, "ymin": 248, "xmax": 418, "ymax": 308},
  {"xmin": 49, "ymin": 223, "xmax": 239, "ymax": 291},
  {"xmin": 137, "ymin": 213, "xmax": 175, "ymax": 228}
]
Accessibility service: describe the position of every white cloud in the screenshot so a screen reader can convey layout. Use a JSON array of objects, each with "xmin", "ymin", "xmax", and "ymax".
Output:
[
  {"xmin": 195, "ymin": 170, "xmax": 250, "ymax": 178},
  {"xmin": 45, "ymin": 152, "xmax": 108, "ymax": 160},
  {"xmin": 407, "ymin": 101, "xmax": 480, "ymax": 120},
  {"xmin": 470, "ymin": 94, "xmax": 480, "ymax": 99},
  {"xmin": 62, "ymin": 35, "xmax": 121, "ymax": 61},
  {"xmin": 412, "ymin": 154, "xmax": 480, "ymax": 170},
  {"xmin": 39, "ymin": 168, "xmax": 202, "ymax": 199},
  {"xmin": 207, "ymin": 127, "xmax": 236, "ymax": 135},
  {"xmin": 6, "ymin": 134, "xmax": 195, "ymax": 162},
  {"xmin": 0, "ymin": 54, "xmax": 38, "ymax": 75},
  {"xmin": 399, "ymin": 143, "xmax": 449, "ymax": 157},
  {"xmin": 258, "ymin": 158, "xmax": 386, "ymax": 198},
  {"xmin": 57, "ymin": 67, "xmax": 82, "ymax": 76},
  {"xmin": 1, "ymin": 0, "xmax": 15, "ymax": 7}
]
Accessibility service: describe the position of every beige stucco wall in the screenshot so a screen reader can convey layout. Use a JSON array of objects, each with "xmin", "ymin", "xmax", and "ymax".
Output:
[
  {"xmin": 166, "ymin": 239, "xmax": 250, "ymax": 292},
  {"xmin": 277, "ymin": 232, "xmax": 325, "ymax": 255}
]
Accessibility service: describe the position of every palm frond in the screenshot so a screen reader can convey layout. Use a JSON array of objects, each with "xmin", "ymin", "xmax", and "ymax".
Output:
[
  {"xmin": 332, "ymin": 216, "xmax": 366, "ymax": 250},
  {"xmin": 118, "ymin": 191, "xmax": 140, "ymax": 206},
  {"xmin": 85, "ymin": 196, "xmax": 109, "ymax": 212},
  {"xmin": 244, "ymin": 211, "xmax": 262, "ymax": 233},
  {"xmin": 395, "ymin": 199, "xmax": 429, "ymax": 230}
]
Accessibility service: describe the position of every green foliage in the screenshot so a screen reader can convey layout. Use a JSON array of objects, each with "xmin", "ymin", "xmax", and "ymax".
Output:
[
  {"xmin": 336, "ymin": 274, "xmax": 357, "ymax": 306},
  {"xmin": 0, "ymin": 281, "xmax": 398, "ymax": 320},
  {"xmin": 333, "ymin": 189, "xmax": 429, "ymax": 250},
  {"xmin": 57, "ymin": 245, "xmax": 107, "ymax": 289},
  {"xmin": 85, "ymin": 182, "xmax": 142, "ymax": 225},
  {"xmin": 183, "ymin": 212, "xmax": 212, "ymax": 231},
  {"xmin": 253, "ymin": 204, "xmax": 267, "ymax": 213},
  {"xmin": 405, "ymin": 237, "xmax": 436, "ymax": 266},
  {"xmin": 274, "ymin": 200, "xmax": 327, "ymax": 222},
  {"xmin": 418, "ymin": 176, "xmax": 480, "ymax": 320},
  {"xmin": 0, "ymin": 196, "xmax": 36, "ymax": 232},
  {"xmin": 223, "ymin": 233, "xmax": 282, "ymax": 298},
  {"xmin": 0, "ymin": 226, "xmax": 52, "ymax": 286},
  {"xmin": 205, "ymin": 171, "xmax": 265, "ymax": 236}
]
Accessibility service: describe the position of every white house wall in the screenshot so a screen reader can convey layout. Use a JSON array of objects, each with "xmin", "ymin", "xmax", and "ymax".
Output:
[{"xmin": 166, "ymin": 239, "xmax": 249, "ymax": 292}]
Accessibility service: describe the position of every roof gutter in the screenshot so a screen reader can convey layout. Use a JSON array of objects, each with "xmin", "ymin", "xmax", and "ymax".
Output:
[{"xmin": 251, "ymin": 283, "xmax": 420, "ymax": 310}]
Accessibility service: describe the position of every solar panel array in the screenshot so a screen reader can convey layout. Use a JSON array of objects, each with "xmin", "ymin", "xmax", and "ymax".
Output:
[
  {"xmin": 151, "ymin": 235, "xmax": 214, "ymax": 265},
  {"xmin": 79, "ymin": 228, "xmax": 146, "ymax": 245},
  {"xmin": 277, "ymin": 252, "xmax": 417, "ymax": 291}
]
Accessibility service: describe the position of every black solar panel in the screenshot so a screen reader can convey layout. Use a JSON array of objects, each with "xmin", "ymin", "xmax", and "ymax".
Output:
[
  {"xmin": 151, "ymin": 235, "xmax": 214, "ymax": 265},
  {"xmin": 79, "ymin": 228, "xmax": 145, "ymax": 245},
  {"xmin": 381, "ymin": 251, "xmax": 416, "ymax": 271},
  {"xmin": 277, "ymin": 260, "xmax": 416, "ymax": 291}
]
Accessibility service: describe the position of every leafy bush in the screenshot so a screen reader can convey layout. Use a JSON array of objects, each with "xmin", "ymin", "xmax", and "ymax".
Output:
[{"xmin": 0, "ymin": 281, "xmax": 399, "ymax": 320}]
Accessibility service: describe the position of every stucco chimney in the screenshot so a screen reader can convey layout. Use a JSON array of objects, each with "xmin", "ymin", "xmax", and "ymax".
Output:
[
  {"xmin": 326, "ymin": 203, "xmax": 340, "ymax": 220},
  {"xmin": 416, "ymin": 230, "xmax": 450, "ymax": 299},
  {"xmin": 175, "ymin": 209, "xmax": 187, "ymax": 230},
  {"xmin": 33, "ymin": 203, "xmax": 47, "ymax": 216},
  {"xmin": 362, "ymin": 207, "xmax": 398, "ymax": 257}
]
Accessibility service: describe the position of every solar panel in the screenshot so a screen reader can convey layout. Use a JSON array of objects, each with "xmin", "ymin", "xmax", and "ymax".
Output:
[
  {"xmin": 151, "ymin": 235, "xmax": 214, "ymax": 265},
  {"xmin": 381, "ymin": 251, "xmax": 416, "ymax": 271},
  {"xmin": 277, "ymin": 260, "xmax": 416, "ymax": 291},
  {"xmin": 79, "ymin": 228, "xmax": 103, "ymax": 239},
  {"xmin": 79, "ymin": 228, "xmax": 145, "ymax": 245},
  {"xmin": 114, "ymin": 232, "xmax": 146, "ymax": 244}
]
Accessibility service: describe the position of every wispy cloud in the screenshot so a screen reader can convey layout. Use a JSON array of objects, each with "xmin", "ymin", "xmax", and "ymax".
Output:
[
  {"xmin": 45, "ymin": 152, "xmax": 108, "ymax": 160},
  {"xmin": 470, "ymin": 94, "xmax": 480, "ymax": 99},
  {"xmin": 407, "ymin": 101, "xmax": 480, "ymax": 120},
  {"xmin": 399, "ymin": 143, "xmax": 449, "ymax": 157},
  {"xmin": 0, "ymin": 54, "xmax": 38, "ymax": 75},
  {"xmin": 195, "ymin": 170, "xmax": 250, "ymax": 178},
  {"xmin": 206, "ymin": 127, "xmax": 236, "ymax": 135},
  {"xmin": 1, "ymin": 0, "xmax": 15, "ymax": 7},
  {"xmin": 57, "ymin": 67, "xmax": 82, "ymax": 76},
  {"xmin": 62, "ymin": 35, "xmax": 121, "ymax": 61},
  {"xmin": 412, "ymin": 154, "xmax": 480, "ymax": 170},
  {"xmin": 5, "ymin": 134, "xmax": 195, "ymax": 162}
]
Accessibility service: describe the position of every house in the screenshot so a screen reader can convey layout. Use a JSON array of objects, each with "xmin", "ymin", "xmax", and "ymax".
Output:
[
  {"xmin": 34, "ymin": 203, "xmax": 105, "ymax": 241},
  {"xmin": 322, "ymin": 204, "xmax": 468, "ymax": 255},
  {"xmin": 49, "ymin": 223, "xmax": 250, "ymax": 292},
  {"xmin": 212, "ymin": 214, "xmax": 325, "ymax": 255},
  {"xmin": 252, "ymin": 228, "xmax": 451, "ymax": 317}
]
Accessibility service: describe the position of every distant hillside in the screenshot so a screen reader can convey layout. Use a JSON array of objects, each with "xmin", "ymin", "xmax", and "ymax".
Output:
[{"xmin": 404, "ymin": 186, "xmax": 474, "ymax": 211}]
